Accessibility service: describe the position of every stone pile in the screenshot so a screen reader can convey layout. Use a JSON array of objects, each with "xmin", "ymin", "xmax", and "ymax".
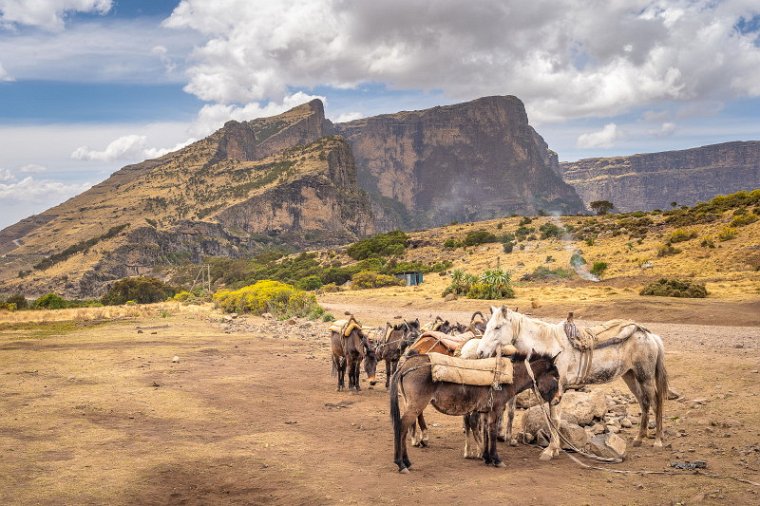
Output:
[{"xmin": 519, "ymin": 388, "xmax": 637, "ymax": 459}]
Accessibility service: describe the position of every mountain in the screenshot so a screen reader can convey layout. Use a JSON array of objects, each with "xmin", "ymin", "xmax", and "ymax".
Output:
[
  {"xmin": 335, "ymin": 96, "xmax": 585, "ymax": 229},
  {"xmin": 1, "ymin": 95, "xmax": 589, "ymax": 297},
  {"xmin": 560, "ymin": 141, "xmax": 760, "ymax": 212},
  {"xmin": 0, "ymin": 100, "xmax": 374, "ymax": 297}
]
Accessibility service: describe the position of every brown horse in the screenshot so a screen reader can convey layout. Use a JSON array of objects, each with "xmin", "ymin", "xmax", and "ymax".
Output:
[
  {"xmin": 402, "ymin": 330, "xmax": 475, "ymax": 446},
  {"xmin": 390, "ymin": 351, "xmax": 562, "ymax": 473},
  {"xmin": 331, "ymin": 325, "xmax": 378, "ymax": 392},
  {"xmin": 377, "ymin": 321, "xmax": 420, "ymax": 388}
]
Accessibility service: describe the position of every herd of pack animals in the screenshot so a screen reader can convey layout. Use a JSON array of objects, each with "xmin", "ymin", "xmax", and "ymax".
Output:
[{"xmin": 329, "ymin": 308, "xmax": 669, "ymax": 473}]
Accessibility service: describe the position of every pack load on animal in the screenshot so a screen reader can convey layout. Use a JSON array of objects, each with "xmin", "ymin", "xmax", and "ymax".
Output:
[
  {"xmin": 427, "ymin": 353, "xmax": 514, "ymax": 386},
  {"xmin": 329, "ymin": 316, "xmax": 362, "ymax": 338},
  {"xmin": 563, "ymin": 314, "xmax": 644, "ymax": 351}
]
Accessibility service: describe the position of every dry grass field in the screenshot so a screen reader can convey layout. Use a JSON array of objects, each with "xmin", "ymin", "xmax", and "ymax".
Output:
[{"xmin": 2, "ymin": 299, "xmax": 759, "ymax": 505}]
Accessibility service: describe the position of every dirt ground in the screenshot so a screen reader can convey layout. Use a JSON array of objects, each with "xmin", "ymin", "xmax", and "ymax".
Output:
[{"xmin": 1, "ymin": 300, "xmax": 759, "ymax": 505}]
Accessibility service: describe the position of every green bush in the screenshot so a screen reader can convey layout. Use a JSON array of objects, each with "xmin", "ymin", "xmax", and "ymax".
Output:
[
  {"xmin": 657, "ymin": 244, "xmax": 682, "ymax": 257},
  {"xmin": 213, "ymin": 280, "xmax": 320, "ymax": 318},
  {"xmin": 443, "ymin": 269, "xmax": 514, "ymax": 299},
  {"xmin": 539, "ymin": 222, "xmax": 563, "ymax": 239},
  {"xmin": 346, "ymin": 230, "xmax": 408, "ymax": 260},
  {"xmin": 640, "ymin": 278, "xmax": 708, "ymax": 298},
  {"xmin": 463, "ymin": 229, "xmax": 498, "ymax": 246},
  {"xmin": 502, "ymin": 240, "xmax": 514, "ymax": 253},
  {"xmin": 668, "ymin": 229, "xmax": 697, "ymax": 243},
  {"xmin": 102, "ymin": 277, "xmax": 176, "ymax": 305},
  {"xmin": 519, "ymin": 217, "xmax": 533, "ymax": 226},
  {"xmin": 718, "ymin": 227, "xmax": 738, "ymax": 241},
  {"xmin": 298, "ymin": 275, "xmax": 323, "ymax": 291},
  {"xmin": 730, "ymin": 213, "xmax": 758, "ymax": 227},
  {"xmin": 33, "ymin": 293, "xmax": 68, "ymax": 309},
  {"xmin": 5, "ymin": 293, "xmax": 28, "ymax": 310},
  {"xmin": 570, "ymin": 251, "xmax": 587, "ymax": 268},
  {"xmin": 444, "ymin": 238, "xmax": 463, "ymax": 249},
  {"xmin": 590, "ymin": 261, "xmax": 608, "ymax": 278},
  {"xmin": 521, "ymin": 266, "xmax": 573, "ymax": 281},
  {"xmin": 322, "ymin": 313, "xmax": 336, "ymax": 322},
  {"xmin": 351, "ymin": 270, "xmax": 404, "ymax": 289}
]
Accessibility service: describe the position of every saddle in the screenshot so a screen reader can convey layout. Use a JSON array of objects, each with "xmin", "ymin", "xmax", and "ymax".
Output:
[
  {"xmin": 420, "ymin": 330, "xmax": 473, "ymax": 352},
  {"xmin": 564, "ymin": 315, "xmax": 639, "ymax": 351},
  {"xmin": 421, "ymin": 317, "xmax": 445, "ymax": 332},
  {"xmin": 427, "ymin": 353, "xmax": 513, "ymax": 386},
  {"xmin": 329, "ymin": 315, "xmax": 362, "ymax": 338}
]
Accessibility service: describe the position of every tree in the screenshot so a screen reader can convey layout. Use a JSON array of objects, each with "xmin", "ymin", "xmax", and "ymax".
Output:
[{"xmin": 590, "ymin": 200, "xmax": 614, "ymax": 215}]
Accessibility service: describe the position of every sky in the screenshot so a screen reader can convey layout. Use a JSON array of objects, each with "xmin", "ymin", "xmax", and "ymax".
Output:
[{"xmin": 1, "ymin": 0, "xmax": 759, "ymax": 230}]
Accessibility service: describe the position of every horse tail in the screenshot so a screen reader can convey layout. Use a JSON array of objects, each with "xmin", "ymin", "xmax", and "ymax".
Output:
[
  {"xmin": 390, "ymin": 367, "xmax": 403, "ymax": 455},
  {"xmin": 654, "ymin": 339, "xmax": 669, "ymax": 420}
]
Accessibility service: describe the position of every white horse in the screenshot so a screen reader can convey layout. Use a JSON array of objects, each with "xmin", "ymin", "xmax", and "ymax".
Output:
[{"xmin": 476, "ymin": 306, "xmax": 668, "ymax": 461}]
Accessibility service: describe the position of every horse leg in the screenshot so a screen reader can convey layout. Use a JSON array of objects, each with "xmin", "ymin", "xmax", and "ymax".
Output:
[
  {"xmin": 481, "ymin": 413, "xmax": 492, "ymax": 465},
  {"xmin": 463, "ymin": 414, "xmax": 471, "ymax": 458},
  {"xmin": 639, "ymin": 377, "xmax": 660, "ymax": 447},
  {"xmin": 497, "ymin": 397, "xmax": 517, "ymax": 446},
  {"xmin": 472, "ymin": 413, "xmax": 485, "ymax": 459},
  {"xmin": 488, "ymin": 410, "xmax": 505, "ymax": 467},
  {"xmin": 354, "ymin": 357, "xmax": 362, "ymax": 391},
  {"xmin": 337, "ymin": 356, "xmax": 346, "ymax": 391},
  {"xmin": 539, "ymin": 402, "xmax": 562, "ymax": 461},
  {"xmin": 622, "ymin": 371, "xmax": 648, "ymax": 447},
  {"xmin": 418, "ymin": 412, "xmax": 429, "ymax": 447},
  {"xmin": 385, "ymin": 358, "xmax": 392, "ymax": 389}
]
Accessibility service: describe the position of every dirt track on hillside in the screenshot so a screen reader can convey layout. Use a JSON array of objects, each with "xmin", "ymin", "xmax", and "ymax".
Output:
[{"xmin": 1, "ymin": 304, "xmax": 759, "ymax": 505}]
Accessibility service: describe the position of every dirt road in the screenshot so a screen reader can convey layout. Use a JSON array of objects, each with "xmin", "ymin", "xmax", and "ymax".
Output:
[{"xmin": 1, "ymin": 305, "xmax": 759, "ymax": 505}]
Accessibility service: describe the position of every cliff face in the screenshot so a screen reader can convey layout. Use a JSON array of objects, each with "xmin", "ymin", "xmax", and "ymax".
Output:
[
  {"xmin": 0, "ymin": 102, "xmax": 373, "ymax": 297},
  {"xmin": 560, "ymin": 141, "xmax": 760, "ymax": 212},
  {"xmin": 335, "ymin": 96, "xmax": 585, "ymax": 229}
]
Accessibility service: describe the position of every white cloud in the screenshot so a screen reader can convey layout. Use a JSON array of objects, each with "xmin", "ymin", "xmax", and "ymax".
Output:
[
  {"xmin": 0, "ymin": 168, "xmax": 14, "ymax": 181},
  {"xmin": 333, "ymin": 112, "xmax": 364, "ymax": 123},
  {"xmin": 19, "ymin": 163, "xmax": 47, "ymax": 173},
  {"xmin": 659, "ymin": 122, "xmax": 676, "ymax": 136},
  {"xmin": 577, "ymin": 123, "xmax": 620, "ymax": 148},
  {"xmin": 0, "ymin": 0, "xmax": 112, "ymax": 31},
  {"xmin": 0, "ymin": 176, "xmax": 91, "ymax": 204},
  {"xmin": 164, "ymin": 0, "xmax": 760, "ymax": 122},
  {"xmin": 190, "ymin": 91, "xmax": 325, "ymax": 137},
  {"xmin": 0, "ymin": 61, "xmax": 12, "ymax": 81},
  {"xmin": 71, "ymin": 134, "xmax": 148, "ymax": 162}
]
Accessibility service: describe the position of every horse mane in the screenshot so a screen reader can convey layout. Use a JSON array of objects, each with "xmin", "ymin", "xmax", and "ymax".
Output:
[
  {"xmin": 509, "ymin": 310, "xmax": 565, "ymax": 346},
  {"xmin": 509, "ymin": 350, "xmax": 555, "ymax": 363}
]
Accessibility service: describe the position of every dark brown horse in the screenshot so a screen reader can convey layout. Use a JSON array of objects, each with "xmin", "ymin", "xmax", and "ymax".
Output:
[
  {"xmin": 390, "ymin": 351, "xmax": 561, "ymax": 473},
  {"xmin": 377, "ymin": 320, "xmax": 420, "ymax": 388},
  {"xmin": 331, "ymin": 324, "xmax": 378, "ymax": 392}
]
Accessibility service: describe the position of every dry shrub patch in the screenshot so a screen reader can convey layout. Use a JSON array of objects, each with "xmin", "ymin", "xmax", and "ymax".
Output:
[
  {"xmin": 640, "ymin": 278, "xmax": 708, "ymax": 298},
  {"xmin": 213, "ymin": 280, "xmax": 320, "ymax": 319}
]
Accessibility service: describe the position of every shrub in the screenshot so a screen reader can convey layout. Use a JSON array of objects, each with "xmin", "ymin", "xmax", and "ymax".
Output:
[
  {"xmin": 590, "ymin": 261, "xmax": 608, "ymax": 278},
  {"xmin": 444, "ymin": 269, "xmax": 514, "ymax": 299},
  {"xmin": 102, "ymin": 277, "xmax": 176, "ymax": 305},
  {"xmin": 700, "ymin": 238, "xmax": 715, "ymax": 248},
  {"xmin": 173, "ymin": 291, "xmax": 192, "ymax": 302},
  {"xmin": 351, "ymin": 270, "xmax": 404, "ymax": 289},
  {"xmin": 502, "ymin": 241, "xmax": 514, "ymax": 253},
  {"xmin": 718, "ymin": 227, "xmax": 738, "ymax": 241},
  {"xmin": 539, "ymin": 222, "xmax": 563, "ymax": 239},
  {"xmin": 444, "ymin": 238, "xmax": 463, "ymax": 249},
  {"xmin": 5, "ymin": 293, "xmax": 28, "ymax": 310},
  {"xmin": 515, "ymin": 226, "xmax": 535, "ymax": 239},
  {"xmin": 0, "ymin": 302, "xmax": 17, "ymax": 311},
  {"xmin": 519, "ymin": 216, "xmax": 533, "ymax": 226},
  {"xmin": 463, "ymin": 229, "xmax": 498, "ymax": 246},
  {"xmin": 322, "ymin": 313, "xmax": 336, "ymax": 322},
  {"xmin": 570, "ymin": 251, "xmax": 587, "ymax": 268},
  {"xmin": 640, "ymin": 278, "xmax": 708, "ymax": 298},
  {"xmin": 520, "ymin": 266, "xmax": 573, "ymax": 281},
  {"xmin": 657, "ymin": 244, "xmax": 682, "ymax": 257},
  {"xmin": 346, "ymin": 230, "xmax": 408, "ymax": 260},
  {"xmin": 730, "ymin": 213, "xmax": 758, "ymax": 227},
  {"xmin": 298, "ymin": 275, "xmax": 323, "ymax": 291},
  {"xmin": 213, "ymin": 280, "xmax": 320, "ymax": 318},
  {"xmin": 33, "ymin": 293, "xmax": 68, "ymax": 309},
  {"xmin": 668, "ymin": 229, "xmax": 697, "ymax": 243}
]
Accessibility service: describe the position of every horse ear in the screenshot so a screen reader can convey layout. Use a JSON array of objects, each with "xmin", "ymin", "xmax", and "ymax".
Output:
[
  {"xmin": 501, "ymin": 305, "xmax": 508, "ymax": 315},
  {"xmin": 490, "ymin": 305, "xmax": 499, "ymax": 316},
  {"xmin": 551, "ymin": 351, "xmax": 562, "ymax": 362},
  {"xmin": 514, "ymin": 306, "xmax": 519, "ymax": 312}
]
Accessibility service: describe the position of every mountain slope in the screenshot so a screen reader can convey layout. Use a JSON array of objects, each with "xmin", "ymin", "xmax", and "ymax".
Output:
[
  {"xmin": 0, "ymin": 101, "xmax": 374, "ymax": 297},
  {"xmin": 335, "ymin": 96, "xmax": 585, "ymax": 229},
  {"xmin": 560, "ymin": 141, "xmax": 760, "ymax": 212}
]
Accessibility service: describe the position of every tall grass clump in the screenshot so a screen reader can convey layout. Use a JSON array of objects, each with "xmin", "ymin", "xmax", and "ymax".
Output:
[
  {"xmin": 640, "ymin": 278, "xmax": 708, "ymax": 298},
  {"xmin": 443, "ymin": 269, "xmax": 515, "ymax": 299}
]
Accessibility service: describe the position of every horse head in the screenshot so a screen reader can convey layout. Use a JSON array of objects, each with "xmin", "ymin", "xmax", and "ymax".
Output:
[
  {"xmin": 531, "ymin": 352, "xmax": 562, "ymax": 406},
  {"xmin": 476, "ymin": 305, "xmax": 515, "ymax": 358},
  {"xmin": 363, "ymin": 338, "xmax": 379, "ymax": 386}
]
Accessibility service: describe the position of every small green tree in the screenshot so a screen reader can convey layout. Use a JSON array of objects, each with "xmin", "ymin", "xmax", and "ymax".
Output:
[{"xmin": 590, "ymin": 200, "xmax": 614, "ymax": 215}]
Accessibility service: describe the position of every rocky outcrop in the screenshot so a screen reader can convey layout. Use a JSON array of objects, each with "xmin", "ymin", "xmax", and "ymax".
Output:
[
  {"xmin": 336, "ymin": 96, "xmax": 585, "ymax": 229},
  {"xmin": 560, "ymin": 141, "xmax": 760, "ymax": 212}
]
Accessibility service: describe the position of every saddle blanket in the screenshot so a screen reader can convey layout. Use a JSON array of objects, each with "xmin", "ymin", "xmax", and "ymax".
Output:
[
  {"xmin": 419, "ymin": 330, "xmax": 475, "ymax": 352},
  {"xmin": 566, "ymin": 319, "xmax": 640, "ymax": 350},
  {"xmin": 329, "ymin": 317, "xmax": 362, "ymax": 337},
  {"xmin": 428, "ymin": 353, "xmax": 513, "ymax": 386}
]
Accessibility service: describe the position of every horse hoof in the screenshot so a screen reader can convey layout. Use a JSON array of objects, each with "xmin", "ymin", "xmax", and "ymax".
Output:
[
  {"xmin": 653, "ymin": 440, "xmax": 663, "ymax": 448},
  {"xmin": 419, "ymin": 440, "xmax": 428, "ymax": 448},
  {"xmin": 509, "ymin": 439, "xmax": 518, "ymax": 447},
  {"xmin": 497, "ymin": 435, "xmax": 507, "ymax": 443},
  {"xmin": 399, "ymin": 467, "xmax": 410, "ymax": 474},
  {"xmin": 493, "ymin": 462, "xmax": 506, "ymax": 468},
  {"xmin": 539, "ymin": 449, "xmax": 554, "ymax": 461}
]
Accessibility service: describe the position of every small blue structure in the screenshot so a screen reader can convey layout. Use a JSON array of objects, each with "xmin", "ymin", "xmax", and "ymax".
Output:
[{"xmin": 396, "ymin": 271, "xmax": 423, "ymax": 286}]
